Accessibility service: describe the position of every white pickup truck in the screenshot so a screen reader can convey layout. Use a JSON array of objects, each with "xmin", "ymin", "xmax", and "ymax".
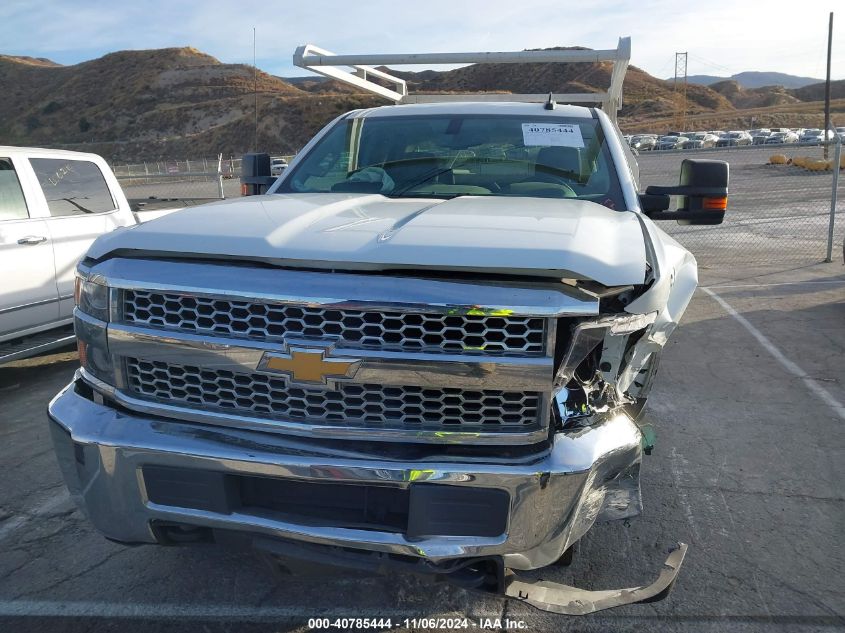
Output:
[
  {"xmin": 0, "ymin": 146, "xmax": 135, "ymax": 364},
  {"xmin": 49, "ymin": 41, "xmax": 730, "ymax": 615}
]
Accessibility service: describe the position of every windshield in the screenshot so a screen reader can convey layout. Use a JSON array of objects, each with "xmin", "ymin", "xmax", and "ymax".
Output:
[{"xmin": 277, "ymin": 114, "xmax": 626, "ymax": 208}]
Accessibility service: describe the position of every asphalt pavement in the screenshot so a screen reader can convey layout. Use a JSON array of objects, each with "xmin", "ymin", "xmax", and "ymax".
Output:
[{"xmin": 1, "ymin": 261, "xmax": 843, "ymax": 632}]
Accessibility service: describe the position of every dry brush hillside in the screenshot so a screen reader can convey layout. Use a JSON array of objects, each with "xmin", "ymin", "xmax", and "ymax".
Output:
[
  {"xmin": 0, "ymin": 48, "xmax": 378, "ymax": 161},
  {"xmin": 1, "ymin": 46, "xmax": 841, "ymax": 162}
]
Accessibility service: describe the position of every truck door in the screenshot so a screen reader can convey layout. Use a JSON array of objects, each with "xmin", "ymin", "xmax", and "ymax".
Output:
[
  {"xmin": 28, "ymin": 158, "xmax": 115, "ymax": 319},
  {"xmin": 0, "ymin": 157, "xmax": 59, "ymax": 340}
]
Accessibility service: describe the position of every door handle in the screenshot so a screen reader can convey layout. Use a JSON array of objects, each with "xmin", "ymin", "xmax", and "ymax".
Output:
[{"xmin": 17, "ymin": 235, "xmax": 48, "ymax": 245}]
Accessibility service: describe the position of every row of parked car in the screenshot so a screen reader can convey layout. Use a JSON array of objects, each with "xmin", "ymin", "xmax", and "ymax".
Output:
[{"xmin": 626, "ymin": 126, "xmax": 845, "ymax": 151}]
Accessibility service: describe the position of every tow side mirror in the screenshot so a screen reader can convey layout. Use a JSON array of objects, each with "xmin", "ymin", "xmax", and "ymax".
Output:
[
  {"xmin": 640, "ymin": 159, "xmax": 729, "ymax": 225},
  {"xmin": 240, "ymin": 153, "xmax": 276, "ymax": 196}
]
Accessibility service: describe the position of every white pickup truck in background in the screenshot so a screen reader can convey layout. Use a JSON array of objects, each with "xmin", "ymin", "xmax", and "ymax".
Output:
[{"xmin": 0, "ymin": 146, "xmax": 136, "ymax": 364}]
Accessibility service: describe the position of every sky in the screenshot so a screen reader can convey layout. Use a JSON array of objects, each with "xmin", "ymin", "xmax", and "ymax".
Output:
[{"xmin": 1, "ymin": 0, "xmax": 843, "ymax": 82}]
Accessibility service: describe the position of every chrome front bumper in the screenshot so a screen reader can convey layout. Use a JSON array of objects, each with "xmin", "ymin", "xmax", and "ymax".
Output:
[{"xmin": 48, "ymin": 378, "xmax": 644, "ymax": 572}]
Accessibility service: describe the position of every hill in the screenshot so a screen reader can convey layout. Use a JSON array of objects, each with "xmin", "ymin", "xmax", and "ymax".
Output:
[
  {"xmin": 383, "ymin": 56, "xmax": 735, "ymax": 119},
  {"xmin": 707, "ymin": 80, "xmax": 801, "ymax": 109},
  {"xmin": 0, "ymin": 54, "xmax": 62, "ymax": 67},
  {"xmin": 790, "ymin": 79, "xmax": 845, "ymax": 102},
  {"xmin": 0, "ymin": 48, "xmax": 378, "ymax": 161},
  {"xmin": 0, "ymin": 46, "xmax": 841, "ymax": 161},
  {"xmin": 685, "ymin": 71, "xmax": 823, "ymax": 89}
]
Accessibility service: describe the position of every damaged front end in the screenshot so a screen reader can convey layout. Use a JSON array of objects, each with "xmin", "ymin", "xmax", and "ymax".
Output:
[
  {"xmin": 51, "ymin": 245, "xmax": 699, "ymax": 616},
  {"xmin": 500, "ymin": 250, "xmax": 697, "ymax": 614},
  {"xmin": 505, "ymin": 543, "xmax": 688, "ymax": 615},
  {"xmin": 252, "ymin": 267, "xmax": 698, "ymax": 616}
]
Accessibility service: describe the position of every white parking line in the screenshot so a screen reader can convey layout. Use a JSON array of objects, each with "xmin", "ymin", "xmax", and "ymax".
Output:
[
  {"xmin": 705, "ymin": 280, "xmax": 845, "ymax": 289},
  {"xmin": 701, "ymin": 287, "xmax": 845, "ymax": 421},
  {"xmin": 0, "ymin": 489, "xmax": 70, "ymax": 542},
  {"xmin": 0, "ymin": 600, "xmax": 489, "ymax": 618}
]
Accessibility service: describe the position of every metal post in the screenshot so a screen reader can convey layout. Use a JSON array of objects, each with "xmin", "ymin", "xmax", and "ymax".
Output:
[
  {"xmin": 673, "ymin": 52, "xmax": 688, "ymax": 133},
  {"xmin": 823, "ymin": 12, "xmax": 833, "ymax": 160},
  {"xmin": 825, "ymin": 136, "xmax": 842, "ymax": 262},
  {"xmin": 253, "ymin": 27, "xmax": 258, "ymax": 151},
  {"xmin": 217, "ymin": 153, "xmax": 225, "ymax": 199}
]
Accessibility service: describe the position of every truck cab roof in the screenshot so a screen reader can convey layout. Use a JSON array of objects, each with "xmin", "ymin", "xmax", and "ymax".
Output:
[
  {"xmin": 349, "ymin": 101, "xmax": 597, "ymax": 120},
  {"xmin": 0, "ymin": 145, "xmax": 111, "ymax": 162}
]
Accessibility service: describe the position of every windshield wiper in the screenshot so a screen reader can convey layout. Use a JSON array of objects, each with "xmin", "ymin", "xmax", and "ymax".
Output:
[
  {"xmin": 387, "ymin": 191, "xmax": 467, "ymax": 200},
  {"xmin": 387, "ymin": 154, "xmax": 473, "ymax": 198},
  {"xmin": 386, "ymin": 168, "xmax": 459, "ymax": 198}
]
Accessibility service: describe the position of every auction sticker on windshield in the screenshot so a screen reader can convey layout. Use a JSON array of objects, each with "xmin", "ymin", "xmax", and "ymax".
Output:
[{"xmin": 522, "ymin": 122, "xmax": 584, "ymax": 148}]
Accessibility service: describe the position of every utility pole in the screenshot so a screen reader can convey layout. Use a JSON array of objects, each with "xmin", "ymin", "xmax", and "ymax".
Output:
[
  {"xmin": 673, "ymin": 52, "xmax": 688, "ymax": 132},
  {"xmin": 253, "ymin": 27, "xmax": 258, "ymax": 152},
  {"xmin": 823, "ymin": 12, "xmax": 833, "ymax": 159}
]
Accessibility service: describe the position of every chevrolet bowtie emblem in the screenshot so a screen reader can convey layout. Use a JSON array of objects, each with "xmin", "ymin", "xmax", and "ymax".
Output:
[{"xmin": 257, "ymin": 345, "xmax": 361, "ymax": 385}]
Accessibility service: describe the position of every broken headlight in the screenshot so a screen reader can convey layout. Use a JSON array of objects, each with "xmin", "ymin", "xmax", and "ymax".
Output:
[{"xmin": 554, "ymin": 312, "xmax": 657, "ymax": 394}]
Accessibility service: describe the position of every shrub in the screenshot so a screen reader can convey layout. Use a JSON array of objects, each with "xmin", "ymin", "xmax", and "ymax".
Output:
[{"xmin": 42, "ymin": 101, "xmax": 63, "ymax": 115}]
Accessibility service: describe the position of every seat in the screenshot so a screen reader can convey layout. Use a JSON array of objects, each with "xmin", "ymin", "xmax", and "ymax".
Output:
[
  {"xmin": 384, "ymin": 151, "xmax": 442, "ymax": 189},
  {"xmin": 508, "ymin": 182, "xmax": 575, "ymax": 198},
  {"xmin": 534, "ymin": 146, "xmax": 583, "ymax": 182}
]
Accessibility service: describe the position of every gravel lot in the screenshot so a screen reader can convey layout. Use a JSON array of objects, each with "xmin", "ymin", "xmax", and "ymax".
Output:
[{"xmin": 1, "ymin": 260, "xmax": 843, "ymax": 632}]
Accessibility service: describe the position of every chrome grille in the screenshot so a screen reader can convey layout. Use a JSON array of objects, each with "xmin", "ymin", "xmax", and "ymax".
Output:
[
  {"xmin": 122, "ymin": 290, "xmax": 546, "ymax": 356},
  {"xmin": 126, "ymin": 358, "xmax": 542, "ymax": 430}
]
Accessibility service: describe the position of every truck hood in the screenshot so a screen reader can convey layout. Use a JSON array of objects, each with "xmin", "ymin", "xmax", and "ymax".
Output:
[{"xmin": 90, "ymin": 193, "xmax": 648, "ymax": 286}]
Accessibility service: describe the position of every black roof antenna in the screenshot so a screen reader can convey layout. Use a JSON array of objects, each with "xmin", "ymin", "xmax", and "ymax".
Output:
[{"xmin": 545, "ymin": 92, "xmax": 556, "ymax": 110}]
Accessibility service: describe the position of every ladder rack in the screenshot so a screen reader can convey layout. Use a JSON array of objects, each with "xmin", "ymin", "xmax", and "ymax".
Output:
[{"xmin": 293, "ymin": 38, "xmax": 631, "ymax": 122}]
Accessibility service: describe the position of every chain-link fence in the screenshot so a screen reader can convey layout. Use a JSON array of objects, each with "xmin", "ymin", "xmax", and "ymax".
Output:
[
  {"xmin": 115, "ymin": 145, "xmax": 843, "ymax": 277},
  {"xmin": 114, "ymin": 156, "xmax": 242, "ymax": 202},
  {"xmin": 114, "ymin": 155, "xmax": 300, "ymax": 202},
  {"xmin": 112, "ymin": 157, "xmax": 240, "ymax": 177},
  {"xmin": 638, "ymin": 143, "xmax": 844, "ymax": 274}
]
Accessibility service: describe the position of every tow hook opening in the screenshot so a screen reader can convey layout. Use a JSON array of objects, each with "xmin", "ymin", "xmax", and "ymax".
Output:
[{"xmin": 151, "ymin": 521, "xmax": 215, "ymax": 545}]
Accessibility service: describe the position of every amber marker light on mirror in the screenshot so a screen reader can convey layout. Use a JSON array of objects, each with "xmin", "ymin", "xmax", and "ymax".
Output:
[{"xmin": 702, "ymin": 196, "xmax": 728, "ymax": 211}]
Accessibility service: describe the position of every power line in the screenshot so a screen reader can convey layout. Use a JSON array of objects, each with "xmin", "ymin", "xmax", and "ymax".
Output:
[{"xmin": 687, "ymin": 52, "xmax": 734, "ymax": 75}]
